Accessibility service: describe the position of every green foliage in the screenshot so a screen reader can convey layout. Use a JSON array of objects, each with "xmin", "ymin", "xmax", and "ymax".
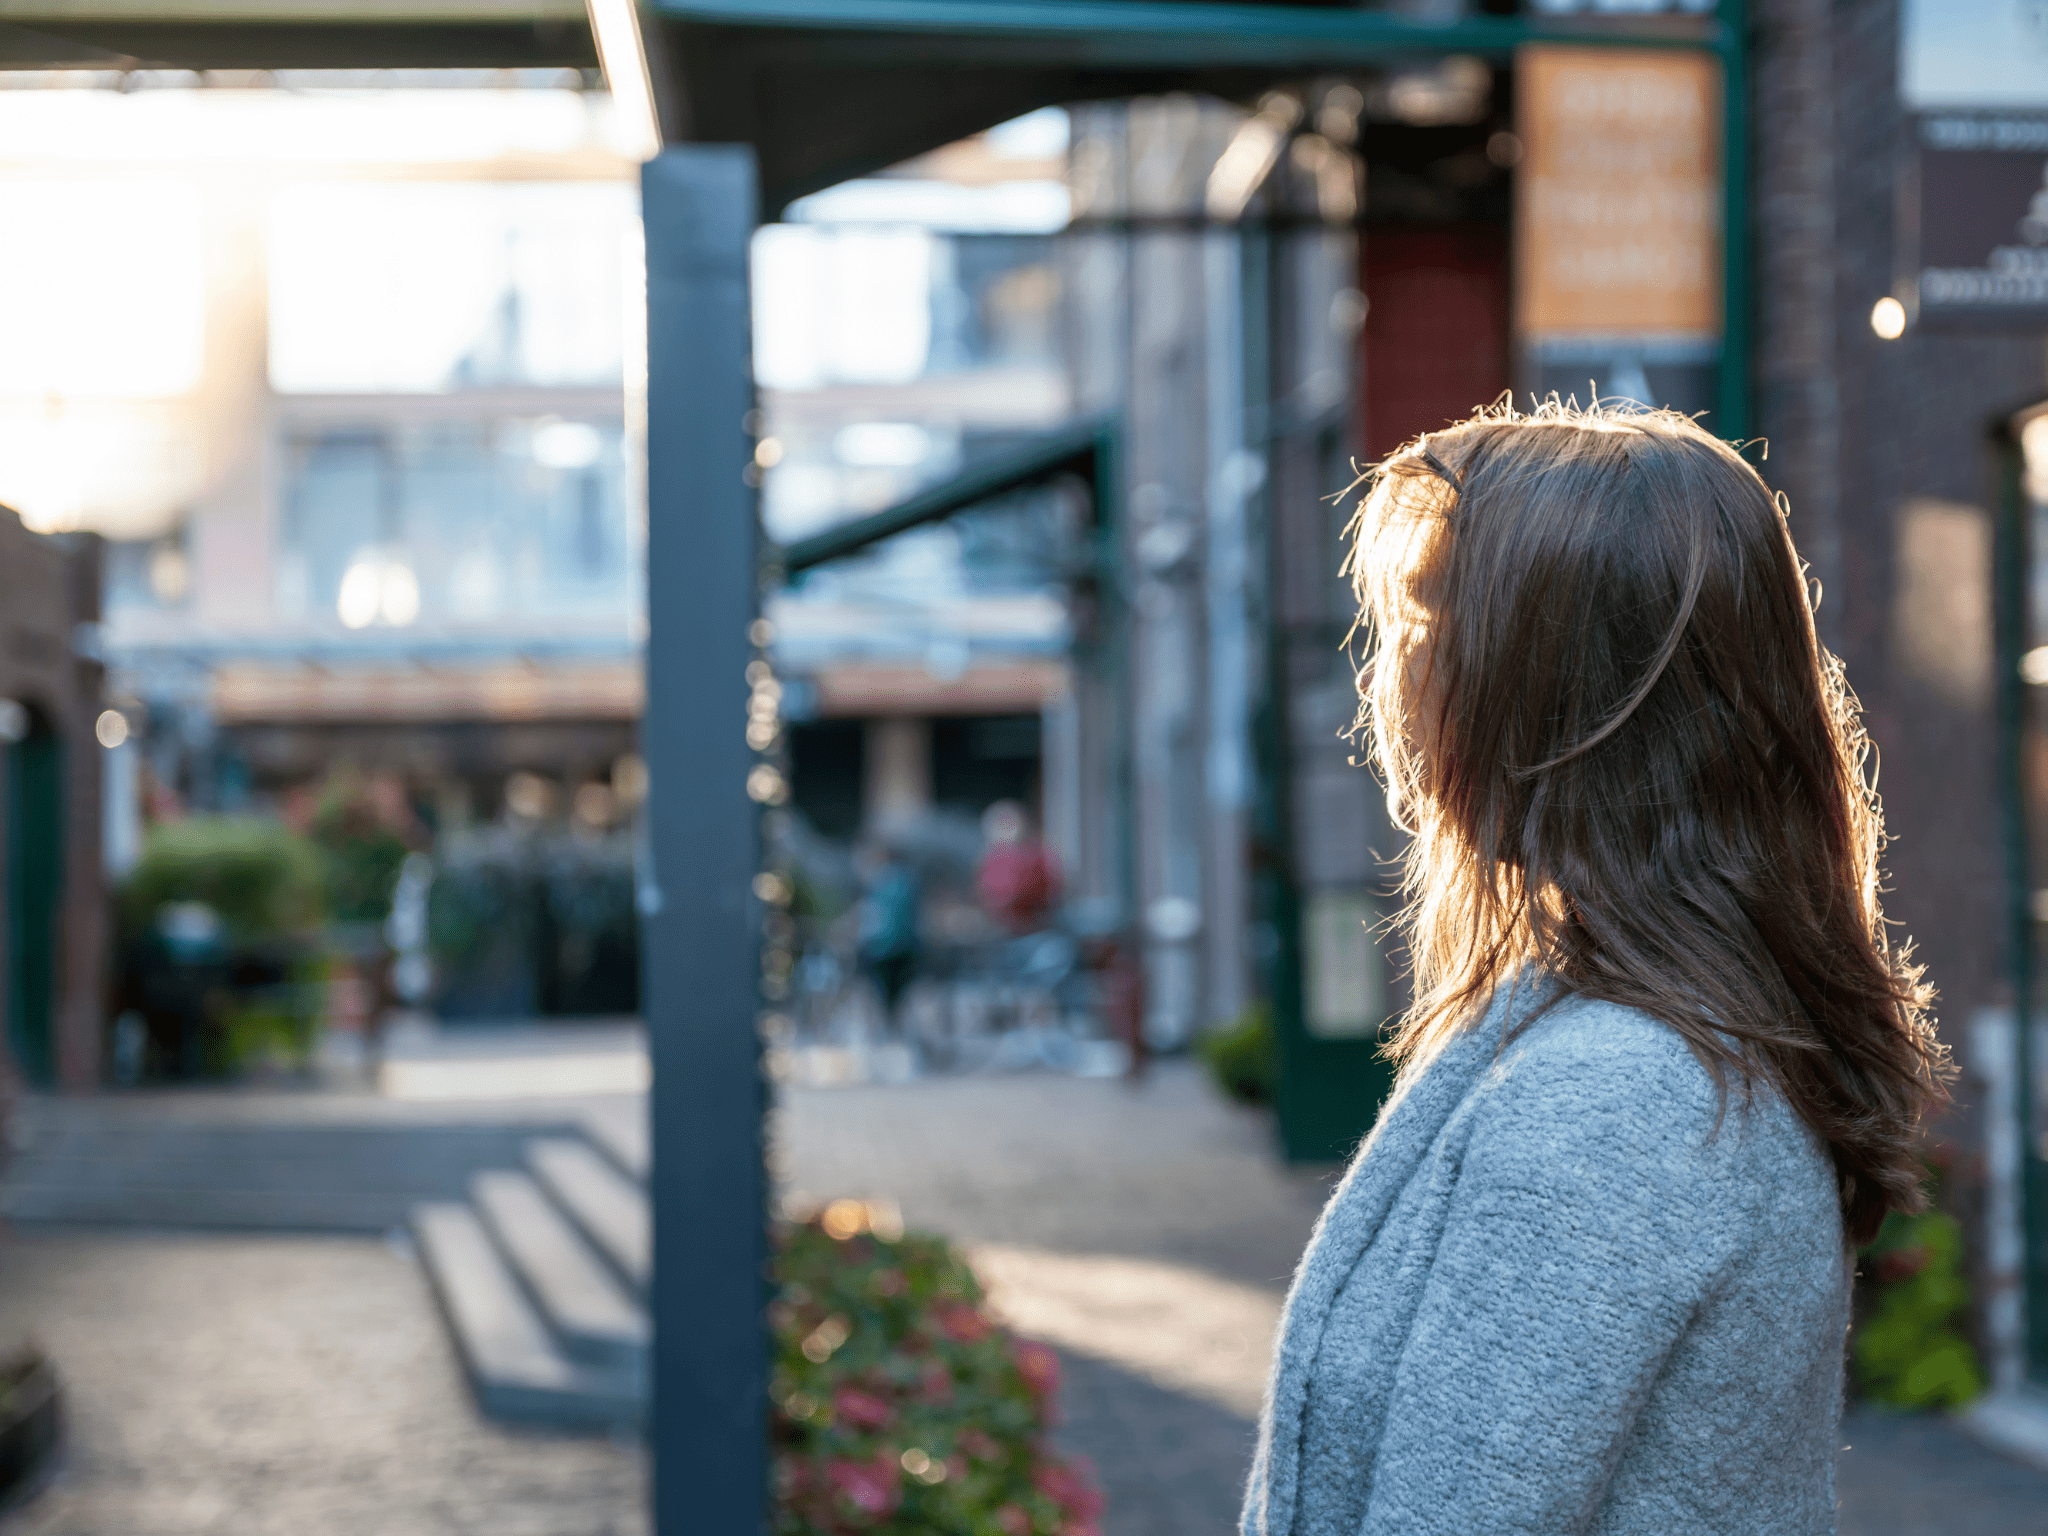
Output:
[
  {"xmin": 306, "ymin": 777, "xmax": 413, "ymax": 924},
  {"xmin": 426, "ymin": 838, "xmax": 529, "ymax": 964},
  {"xmin": 1200, "ymin": 1002, "xmax": 1278, "ymax": 1105},
  {"xmin": 1854, "ymin": 1207, "xmax": 1985, "ymax": 1410},
  {"xmin": 120, "ymin": 817, "xmax": 326, "ymax": 941},
  {"xmin": 217, "ymin": 976, "xmax": 326, "ymax": 1077},
  {"xmin": 771, "ymin": 1207, "xmax": 1103, "ymax": 1536},
  {"xmin": 787, "ymin": 863, "xmax": 842, "ymax": 922}
]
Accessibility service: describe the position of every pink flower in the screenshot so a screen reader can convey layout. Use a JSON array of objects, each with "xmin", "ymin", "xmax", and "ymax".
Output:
[
  {"xmin": 936, "ymin": 1302, "xmax": 992, "ymax": 1344},
  {"xmin": 1013, "ymin": 1340, "xmax": 1061, "ymax": 1401},
  {"xmin": 958, "ymin": 1427, "xmax": 1001, "ymax": 1463},
  {"xmin": 833, "ymin": 1386, "xmax": 894, "ymax": 1431},
  {"xmin": 1877, "ymin": 1247, "xmax": 1929, "ymax": 1284},
  {"xmin": 1035, "ymin": 1456, "xmax": 1105, "ymax": 1521},
  {"xmin": 827, "ymin": 1451, "xmax": 902, "ymax": 1517},
  {"xmin": 917, "ymin": 1360, "xmax": 954, "ymax": 1403},
  {"xmin": 995, "ymin": 1505, "xmax": 1033, "ymax": 1536}
]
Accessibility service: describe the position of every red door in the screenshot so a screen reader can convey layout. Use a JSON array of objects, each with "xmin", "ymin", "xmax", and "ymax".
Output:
[{"xmin": 1359, "ymin": 225, "xmax": 1510, "ymax": 462}]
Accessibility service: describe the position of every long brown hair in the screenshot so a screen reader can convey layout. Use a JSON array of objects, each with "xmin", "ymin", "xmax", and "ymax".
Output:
[{"xmin": 1349, "ymin": 399, "xmax": 1948, "ymax": 1244}]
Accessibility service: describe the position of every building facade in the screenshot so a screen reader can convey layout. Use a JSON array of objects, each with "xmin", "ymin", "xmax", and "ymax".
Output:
[{"xmin": 1753, "ymin": 0, "xmax": 2048, "ymax": 1412}]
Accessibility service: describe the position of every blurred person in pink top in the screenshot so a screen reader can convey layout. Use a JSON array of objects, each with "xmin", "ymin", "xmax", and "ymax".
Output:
[{"xmin": 975, "ymin": 800, "xmax": 1061, "ymax": 935}]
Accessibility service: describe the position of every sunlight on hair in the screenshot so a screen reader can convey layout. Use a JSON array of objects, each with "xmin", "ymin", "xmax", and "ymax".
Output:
[{"xmin": 1334, "ymin": 395, "xmax": 1946, "ymax": 1240}]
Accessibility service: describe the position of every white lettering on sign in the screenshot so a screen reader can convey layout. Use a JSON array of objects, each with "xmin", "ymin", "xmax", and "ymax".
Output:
[{"xmin": 1515, "ymin": 45, "xmax": 1722, "ymax": 342}]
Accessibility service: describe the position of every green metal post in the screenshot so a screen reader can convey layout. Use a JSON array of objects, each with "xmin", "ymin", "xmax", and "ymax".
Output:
[{"xmin": 1716, "ymin": 0, "xmax": 1750, "ymax": 440}]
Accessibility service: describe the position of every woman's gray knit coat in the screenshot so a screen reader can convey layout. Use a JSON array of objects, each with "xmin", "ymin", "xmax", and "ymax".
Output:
[{"xmin": 1242, "ymin": 979, "xmax": 1853, "ymax": 1536}]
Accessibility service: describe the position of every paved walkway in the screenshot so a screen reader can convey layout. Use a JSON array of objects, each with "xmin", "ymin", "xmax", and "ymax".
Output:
[
  {"xmin": 779, "ymin": 1061, "xmax": 2048, "ymax": 1536},
  {"xmin": 0, "ymin": 1231, "xmax": 646, "ymax": 1536},
  {"xmin": 1, "ymin": 1032, "xmax": 2045, "ymax": 1534},
  {"xmin": 780, "ymin": 1062, "xmax": 1333, "ymax": 1534}
]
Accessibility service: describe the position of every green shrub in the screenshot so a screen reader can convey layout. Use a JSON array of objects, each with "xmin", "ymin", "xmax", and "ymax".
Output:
[
  {"xmin": 1200, "ymin": 1003, "xmax": 1278, "ymax": 1105},
  {"xmin": 1854, "ymin": 1207, "xmax": 1985, "ymax": 1410},
  {"xmin": 771, "ymin": 1205, "xmax": 1103, "ymax": 1536},
  {"xmin": 219, "ymin": 985, "xmax": 325, "ymax": 1077},
  {"xmin": 306, "ymin": 775, "xmax": 413, "ymax": 924},
  {"xmin": 120, "ymin": 817, "xmax": 326, "ymax": 941}
]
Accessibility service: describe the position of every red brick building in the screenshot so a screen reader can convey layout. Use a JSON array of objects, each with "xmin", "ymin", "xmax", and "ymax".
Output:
[{"xmin": 1754, "ymin": 0, "xmax": 2048, "ymax": 1412}]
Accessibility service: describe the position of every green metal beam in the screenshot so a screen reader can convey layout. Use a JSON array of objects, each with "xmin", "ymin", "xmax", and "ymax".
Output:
[
  {"xmin": 657, "ymin": 0, "xmax": 1719, "ymax": 62},
  {"xmin": 781, "ymin": 418, "xmax": 1111, "ymax": 574}
]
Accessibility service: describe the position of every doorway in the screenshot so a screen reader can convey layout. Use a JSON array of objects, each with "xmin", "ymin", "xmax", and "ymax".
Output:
[{"xmin": 6, "ymin": 704, "xmax": 63, "ymax": 1086}]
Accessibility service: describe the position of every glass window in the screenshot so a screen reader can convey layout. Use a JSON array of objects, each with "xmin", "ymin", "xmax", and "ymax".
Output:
[{"xmin": 276, "ymin": 415, "xmax": 633, "ymax": 627}]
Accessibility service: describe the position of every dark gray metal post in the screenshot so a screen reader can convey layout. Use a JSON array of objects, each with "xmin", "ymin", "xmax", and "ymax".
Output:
[{"xmin": 640, "ymin": 145, "xmax": 767, "ymax": 1534}]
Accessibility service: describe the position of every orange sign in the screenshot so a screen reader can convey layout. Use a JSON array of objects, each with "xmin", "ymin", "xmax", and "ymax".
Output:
[{"xmin": 1516, "ymin": 46, "xmax": 1722, "ymax": 339}]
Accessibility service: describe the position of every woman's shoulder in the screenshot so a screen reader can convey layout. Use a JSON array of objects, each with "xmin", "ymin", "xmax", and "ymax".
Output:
[
  {"xmin": 1470, "ymin": 989, "xmax": 1818, "ymax": 1180},
  {"xmin": 1503, "ymin": 991, "xmax": 1702, "ymax": 1071}
]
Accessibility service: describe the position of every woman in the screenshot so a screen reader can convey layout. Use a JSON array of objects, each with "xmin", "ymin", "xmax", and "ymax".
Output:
[{"xmin": 1243, "ymin": 401, "xmax": 1950, "ymax": 1536}]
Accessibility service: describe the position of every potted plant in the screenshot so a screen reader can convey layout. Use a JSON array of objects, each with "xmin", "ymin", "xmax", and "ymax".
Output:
[
  {"xmin": 772, "ymin": 1202, "xmax": 1104, "ymax": 1535},
  {"xmin": 114, "ymin": 816, "xmax": 328, "ymax": 1080}
]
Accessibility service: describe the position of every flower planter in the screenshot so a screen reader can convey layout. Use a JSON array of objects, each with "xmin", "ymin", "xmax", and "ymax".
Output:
[{"xmin": 0, "ymin": 1351, "xmax": 60, "ymax": 1508}]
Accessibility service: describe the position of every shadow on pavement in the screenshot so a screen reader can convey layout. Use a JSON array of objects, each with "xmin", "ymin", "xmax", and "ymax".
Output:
[
  {"xmin": 1052, "ymin": 1346, "xmax": 1256, "ymax": 1536},
  {"xmin": 1838, "ymin": 1406, "xmax": 2048, "ymax": 1536}
]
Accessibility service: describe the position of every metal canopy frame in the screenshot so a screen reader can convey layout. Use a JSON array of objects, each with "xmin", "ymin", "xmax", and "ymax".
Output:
[
  {"xmin": 1, "ymin": 4, "xmax": 1753, "ymax": 1529},
  {"xmin": 643, "ymin": 0, "xmax": 1748, "ymax": 436},
  {"xmin": 657, "ymin": 0, "xmax": 1715, "ymax": 56},
  {"xmin": 1, "ymin": 1, "xmax": 1750, "ymax": 436},
  {"xmin": 638, "ymin": 6, "xmax": 1749, "ymax": 1520},
  {"xmin": 781, "ymin": 418, "xmax": 1114, "ymax": 575}
]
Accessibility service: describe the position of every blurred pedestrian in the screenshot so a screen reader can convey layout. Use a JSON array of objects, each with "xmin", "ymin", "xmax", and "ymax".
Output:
[
  {"xmin": 1245, "ymin": 401, "xmax": 1951, "ymax": 1535},
  {"xmin": 975, "ymin": 799, "xmax": 1061, "ymax": 935},
  {"xmin": 855, "ymin": 839, "xmax": 921, "ymax": 1034}
]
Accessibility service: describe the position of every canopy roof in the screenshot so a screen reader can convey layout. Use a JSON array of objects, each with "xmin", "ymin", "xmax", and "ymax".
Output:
[{"xmin": 5, "ymin": 0, "xmax": 1718, "ymax": 207}]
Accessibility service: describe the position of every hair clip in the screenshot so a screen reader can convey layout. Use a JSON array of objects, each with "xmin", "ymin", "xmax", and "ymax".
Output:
[{"xmin": 1418, "ymin": 443, "xmax": 1463, "ymax": 493}]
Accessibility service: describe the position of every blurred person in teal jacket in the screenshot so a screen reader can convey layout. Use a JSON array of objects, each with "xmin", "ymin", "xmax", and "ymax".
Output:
[{"xmin": 856, "ymin": 840, "xmax": 921, "ymax": 1033}]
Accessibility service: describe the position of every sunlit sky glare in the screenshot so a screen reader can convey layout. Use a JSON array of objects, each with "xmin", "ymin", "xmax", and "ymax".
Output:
[
  {"xmin": 0, "ymin": 83, "xmax": 1066, "ymax": 535},
  {"xmin": 0, "ymin": 178, "xmax": 206, "ymax": 398},
  {"xmin": 269, "ymin": 181, "xmax": 637, "ymax": 393},
  {"xmin": 1901, "ymin": 0, "xmax": 2048, "ymax": 110},
  {"xmin": 751, "ymin": 227, "xmax": 936, "ymax": 391},
  {"xmin": 0, "ymin": 83, "xmax": 637, "ymax": 164}
]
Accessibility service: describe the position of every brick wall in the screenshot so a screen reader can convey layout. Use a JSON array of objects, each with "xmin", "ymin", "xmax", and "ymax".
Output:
[{"xmin": 1755, "ymin": 0, "xmax": 2041, "ymax": 1063}]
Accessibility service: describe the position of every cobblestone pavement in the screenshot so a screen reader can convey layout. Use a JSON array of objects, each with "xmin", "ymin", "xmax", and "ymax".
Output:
[{"xmin": 0, "ymin": 1230, "xmax": 646, "ymax": 1536}]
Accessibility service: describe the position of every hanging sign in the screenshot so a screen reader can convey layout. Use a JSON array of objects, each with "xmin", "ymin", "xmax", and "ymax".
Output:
[
  {"xmin": 1908, "ymin": 116, "xmax": 2048, "ymax": 325},
  {"xmin": 1900, "ymin": 2, "xmax": 2048, "ymax": 327},
  {"xmin": 1515, "ymin": 45, "xmax": 1722, "ymax": 345}
]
